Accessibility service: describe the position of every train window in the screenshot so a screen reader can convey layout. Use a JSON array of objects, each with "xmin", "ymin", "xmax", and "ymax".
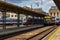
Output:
[
  {"xmin": 0, "ymin": 20, "xmax": 3, "ymax": 22},
  {"xmin": 7, "ymin": 14, "xmax": 10, "ymax": 17},
  {"xmin": 56, "ymin": 18, "xmax": 59, "ymax": 20},
  {"xmin": 20, "ymin": 20, "xmax": 22, "ymax": 22},
  {"xmin": 24, "ymin": 19, "xmax": 27, "ymax": 21}
]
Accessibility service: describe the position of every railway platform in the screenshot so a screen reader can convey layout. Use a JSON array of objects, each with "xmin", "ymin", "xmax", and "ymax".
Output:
[
  {"xmin": 0, "ymin": 25, "xmax": 56, "ymax": 40},
  {"xmin": 42, "ymin": 26, "xmax": 60, "ymax": 40},
  {"xmin": 4, "ymin": 26, "xmax": 55, "ymax": 40},
  {"xmin": 0, "ymin": 25, "xmax": 43, "ymax": 35},
  {"xmin": 0, "ymin": 25, "xmax": 43, "ymax": 37},
  {"xmin": 48, "ymin": 26, "xmax": 60, "ymax": 40}
]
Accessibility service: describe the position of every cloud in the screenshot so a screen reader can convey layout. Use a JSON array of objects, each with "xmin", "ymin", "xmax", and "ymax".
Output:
[
  {"xmin": 6, "ymin": 0, "xmax": 29, "ymax": 3},
  {"xmin": 5, "ymin": 0, "xmax": 56, "ymax": 13},
  {"xmin": 25, "ymin": 4, "xmax": 31, "ymax": 7}
]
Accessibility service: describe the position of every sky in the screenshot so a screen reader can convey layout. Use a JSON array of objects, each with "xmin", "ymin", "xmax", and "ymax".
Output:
[{"xmin": 4, "ymin": 0, "xmax": 56, "ymax": 13}]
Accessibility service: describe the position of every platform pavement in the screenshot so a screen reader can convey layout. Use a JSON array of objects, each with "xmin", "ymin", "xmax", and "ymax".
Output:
[
  {"xmin": 48, "ymin": 26, "xmax": 60, "ymax": 40},
  {"xmin": 0, "ymin": 25, "xmax": 43, "ymax": 36}
]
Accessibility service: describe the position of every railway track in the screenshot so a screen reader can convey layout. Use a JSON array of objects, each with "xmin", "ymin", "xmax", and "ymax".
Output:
[
  {"xmin": 3, "ymin": 26, "xmax": 57, "ymax": 40},
  {"xmin": 26, "ymin": 26, "xmax": 57, "ymax": 40}
]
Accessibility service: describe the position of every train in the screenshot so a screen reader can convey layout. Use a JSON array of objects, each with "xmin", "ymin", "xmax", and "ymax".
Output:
[
  {"xmin": 22, "ymin": 17, "xmax": 54, "ymax": 25},
  {"xmin": 22, "ymin": 17, "xmax": 58, "ymax": 25},
  {"xmin": 0, "ymin": 17, "xmax": 59, "ymax": 25},
  {"xmin": 54, "ymin": 17, "xmax": 60, "ymax": 25},
  {"xmin": 0, "ymin": 18, "xmax": 22, "ymax": 25},
  {"xmin": 44, "ymin": 17, "xmax": 60, "ymax": 25},
  {"xmin": 23, "ymin": 18, "xmax": 44, "ymax": 25}
]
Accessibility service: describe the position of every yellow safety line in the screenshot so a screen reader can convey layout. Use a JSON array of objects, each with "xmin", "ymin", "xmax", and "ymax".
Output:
[{"xmin": 48, "ymin": 26, "xmax": 60, "ymax": 40}]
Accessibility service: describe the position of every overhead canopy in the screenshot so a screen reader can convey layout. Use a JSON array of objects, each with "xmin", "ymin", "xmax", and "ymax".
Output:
[
  {"xmin": 0, "ymin": 1, "xmax": 46, "ymax": 17},
  {"xmin": 53, "ymin": 0, "xmax": 60, "ymax": 10}
]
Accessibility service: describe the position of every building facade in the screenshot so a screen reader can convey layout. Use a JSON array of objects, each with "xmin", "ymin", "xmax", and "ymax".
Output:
[
  {"xmin": 0, "ymin": 0, "xmax": 5, "ymax": 1},
  {"xmin": 0, "ymin": 6, "xmax": 45, "ymax": 21},
  {"xmin": 49, "ymin": 6, "xmax": 60, "ymax": 19},
  {"xmin": 0, "ymin": 11, "xmax": 25, "ymax": 20}
]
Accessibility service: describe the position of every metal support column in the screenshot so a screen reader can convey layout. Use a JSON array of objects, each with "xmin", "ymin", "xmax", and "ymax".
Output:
[
  {"xmin": 38, "ymin": 17, "xmax": 41, "ymax": 24},
  {"xmin": 41, "ymin": 17, "xmax": 43, "ymax": 24},
  {"xmin": 2, "ymin": 10, "xmax": 6, "ymax": 30},
  {"xmin": 32, "ymin": 16, "xmax": 34, "ymax": 25},
  {"xmin": 17, "ymin": 13, "xmax": 20, "ymax": 28},
  {"xmin": 37, "ymin": 17, "xmax": 39, "ymax": 25}
]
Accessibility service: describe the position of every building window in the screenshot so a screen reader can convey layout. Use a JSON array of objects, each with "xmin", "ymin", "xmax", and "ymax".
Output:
[
  {"xmin": 15, "ymin": 15, "xmax": 17, "ymax": 17},
  {"xmin": 57, "ymin": 12, "xmax": 59, "ymax": 17},
  {"xmin": 11, "ymin": 15, "xmax": 13, "ymax": 17},
  {"xmin": 50, "ymin": 13, "xmax": 52, "ymax": 16},
  {"xmin": 54, "ymin": 13, "xmax": 55, "ymax": 17}
]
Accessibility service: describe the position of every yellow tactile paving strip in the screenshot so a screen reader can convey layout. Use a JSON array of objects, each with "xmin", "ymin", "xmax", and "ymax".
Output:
[{"xmin": 48, "ymin": 26, "xmax": 60, "ymax": 40}]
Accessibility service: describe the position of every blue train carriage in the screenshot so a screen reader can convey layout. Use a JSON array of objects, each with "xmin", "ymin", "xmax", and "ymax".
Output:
[
  {"xmin": 0, "ymin": 17, "xmax": 22, "ymax": 25},
  {"xmin": 0, "ymin": 18, "xmax": 12, "ymax": 24},
  {"xmin": 55, "ymin": 17, "xmax": 60, "ymax": 25}
]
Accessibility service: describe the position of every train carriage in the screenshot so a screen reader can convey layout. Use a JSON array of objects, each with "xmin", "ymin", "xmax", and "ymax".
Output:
[{"xmin": 0, "ymin": 18, "xmax": 22, "ymax": 25}]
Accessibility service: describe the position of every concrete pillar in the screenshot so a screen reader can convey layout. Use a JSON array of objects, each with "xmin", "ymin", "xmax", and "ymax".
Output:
[
  {"xmin": 40, "ymin": 17, "xmax": 43, "ymax": 24},
  {"xmin": 37, "ymin": 17, "xmax": 40, "ymax": 24},
  {"xmin": 2, "ymin": 10, "xmax": 6, "ymax": 30},
  {"xmin": 17, "ymin": 13, "xmax": 20, "ymax": 28}
]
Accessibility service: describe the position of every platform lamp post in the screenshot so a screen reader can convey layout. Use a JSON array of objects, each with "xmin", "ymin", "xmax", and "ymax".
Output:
[
  {"xmin": 30, "ymin": 4, "xmax": 34, "ymax": 25},
  {"xmin": 30, "ymin": 5, "xmax": 32, "ymax": 13}
]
